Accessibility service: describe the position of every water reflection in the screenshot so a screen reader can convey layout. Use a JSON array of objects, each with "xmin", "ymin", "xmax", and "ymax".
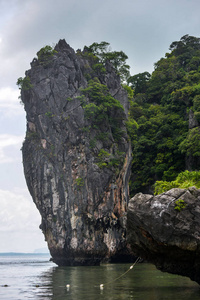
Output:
[{"xmin": 36, "ymin": 263, "xmax": 200, "ymax": 300}]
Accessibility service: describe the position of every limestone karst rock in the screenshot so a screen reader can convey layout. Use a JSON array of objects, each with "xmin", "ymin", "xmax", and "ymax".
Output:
[
  {"xmin": 127, "ymin": 187, "xmax": 200, "ymax": 284},
  {"xmin": 21, "ymin": 40, "xmax": 133, "ymax": 265}
]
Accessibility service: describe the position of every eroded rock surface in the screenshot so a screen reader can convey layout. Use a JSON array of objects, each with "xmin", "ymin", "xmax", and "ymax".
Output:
[
  {"xmin": 127, "ymin": 187, "xmax": 200, "ymax": 284},
  {"xmin": 21, "ymin": 40, "xmax": 133, "ymax": 265}
]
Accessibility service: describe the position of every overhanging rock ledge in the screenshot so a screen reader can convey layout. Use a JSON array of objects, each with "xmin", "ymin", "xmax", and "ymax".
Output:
[{"xmin": 127, "ymin": 187, "xmax": 200, "ymax": 284}]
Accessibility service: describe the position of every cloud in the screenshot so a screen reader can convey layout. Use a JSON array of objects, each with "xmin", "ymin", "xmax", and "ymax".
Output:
[
  {"xmin": 0, "ymin": 188, "xmax": 47, "ymax": 252},
  {"xmin": 0, "ymin": 189, "xmax": 37, "ymax": 232},
  {"xmin": 1, "ymin": 0, "xmax": 200, "ymax": 88},
  {"xmin": 0, "ymin": 134, "xmax": 24, "ymax": 163},
  {"xmin": 0, "ymin": 87, "xmax": 23, "ymax": 116}
]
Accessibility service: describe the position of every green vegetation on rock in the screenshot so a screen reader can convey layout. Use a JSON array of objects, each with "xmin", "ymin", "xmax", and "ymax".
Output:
[
  {"xmin": 174, "ymin": 199, "xmax": 187, "ymax": 212},
  {"xmin": 37, "ymin": 45, "xmax": 57, "ymax": 63},
  {"xmin": 80, "ymin": 78, "xmax": 125, "ymax": 141},
  {"xmin": 82, "ymin": 41, "xmax": 130, "ymax": 82},
  {"xmin": 75, "ymin": 177, "xmax": 84, "ymax": 187},
  {"xmin": 154, "ymin": 170, "xmax": 200, "ymax": 195},
  {"xmin": 16, "ymin": 76, "xmax": 33, "ymax": 91},
  {"xmin": 127, "ymin": 34, "xmax": 200, "ymax": 195}
]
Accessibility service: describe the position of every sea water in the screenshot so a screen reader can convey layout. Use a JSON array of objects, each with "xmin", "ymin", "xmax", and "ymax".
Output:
[{"xmin": 0, "ymin": 253, "xmax": 199, "ymax": 300}]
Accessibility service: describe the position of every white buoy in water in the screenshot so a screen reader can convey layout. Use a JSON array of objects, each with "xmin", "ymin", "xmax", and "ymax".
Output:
[
  {"xmin": 100, "ymin": 284, "xmax": 104, "ymax": 290},
  {"xmin": 66, "ymin": 284, "xmax": 70, "ymax": 291}
]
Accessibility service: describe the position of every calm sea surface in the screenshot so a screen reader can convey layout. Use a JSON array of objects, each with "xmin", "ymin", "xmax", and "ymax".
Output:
[{"xmin": 0, "ymin": 253, "xmax": 199, "ymax": 300}]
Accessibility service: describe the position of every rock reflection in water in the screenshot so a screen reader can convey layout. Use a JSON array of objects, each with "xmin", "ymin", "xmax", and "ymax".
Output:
[{"xmin": 36, "ymin": 263, "xmax": 200, "ymax": 300}]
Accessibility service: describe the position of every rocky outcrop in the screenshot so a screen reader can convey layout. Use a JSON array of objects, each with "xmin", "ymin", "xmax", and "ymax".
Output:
[
  {"xmin": 21, "ymin": 40, "xmax": 133, "ymax": 265},
  {"xmin": 127, "ymin": 187, "xmax": 200, "ymax": 284}
]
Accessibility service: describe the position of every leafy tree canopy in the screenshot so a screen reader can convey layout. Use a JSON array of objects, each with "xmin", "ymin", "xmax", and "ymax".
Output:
[
  {"xmin": 36, "ymin": 45, "xmax": 57, "ymax": 62},
  {"xmin": 83, "ymin": 41, "xmax": 130, "ymax": 82},
  {"xmin": 154, "ymin": 170, "xmax": 200, "ymax": 195},
  {"xmin": 127, "ymin": 34, "xmax": 200, "ymax": 195},
  {"xmin": 128, "ymin": 72, "xmax": 151, "ymax": 94}
]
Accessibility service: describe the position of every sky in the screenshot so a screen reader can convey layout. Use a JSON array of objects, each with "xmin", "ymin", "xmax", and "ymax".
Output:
[{"xmin": 0, "ymin": 0, "xmax": 200, "ymax": 253}]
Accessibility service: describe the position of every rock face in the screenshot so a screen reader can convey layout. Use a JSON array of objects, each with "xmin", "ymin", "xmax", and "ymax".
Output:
[
  {"xmin": 21, "ymin": 40, "xmax": 132, "ymax": 265},
  {"xmin": 127, "ymin": 187, "xmax": 200, "ymax": 284}
]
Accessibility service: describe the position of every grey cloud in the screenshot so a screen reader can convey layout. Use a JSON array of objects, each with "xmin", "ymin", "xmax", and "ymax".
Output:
[{"xmin": 2, "ymin": 0, "xmax": 200, "ymax": 78}]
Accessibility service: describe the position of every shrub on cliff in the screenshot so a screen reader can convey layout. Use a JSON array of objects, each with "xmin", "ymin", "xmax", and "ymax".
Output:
[
  {"xmin": 154, "ymin": 170, "xmax": 200, "ymax": 195},
  {"xmin": 16, "ymin": 76, "xmax": 32, "ymax": 91},
  {"xmin": 83, "ymin": 41, "xmax": 130, "ymax": 82},
  {"xmin": 36, "ymin": 45, "xmax": 57, "ymax": 63},
  {"xmin": 80, "ymin": 78, "xmax": 124, "ymax": 140}
]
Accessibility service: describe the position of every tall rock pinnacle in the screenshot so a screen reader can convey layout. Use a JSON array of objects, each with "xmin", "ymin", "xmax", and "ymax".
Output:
[{"xmin": 20, "ymin": 39, "xmax": 132, "ymax": 265}]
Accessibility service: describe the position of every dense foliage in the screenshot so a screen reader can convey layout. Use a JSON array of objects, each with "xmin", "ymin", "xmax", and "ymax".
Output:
[
  {"xmin": 154, "ymin": 170, "xmax": 200, "ymax": 195},
  {"xmin": 82, "ymin": 41, "xmax": 130, "ymax": 82},
  {"xmin": 36, "ymin": 45, "xmax": 57, "ymax": 63},
  {"xmin": 79, "ymin": 78, "xmax": 126, "ymax": 172},
  {"xmin": 127, "ymin": 34, "xmax": 200, "ymax": 195},
  {"xmin": 81, "ymin": 78, "xmax": 124, "ymax": 138}
]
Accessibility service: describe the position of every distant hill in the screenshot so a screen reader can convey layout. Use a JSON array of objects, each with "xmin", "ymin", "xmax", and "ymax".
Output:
[
  {"xmin": 0, "ymin": 252, "xmax": 49, "ymax": 255},
  {"xmin": 33, "ymin": 248, "xmax": 49, "ymax": 253}
]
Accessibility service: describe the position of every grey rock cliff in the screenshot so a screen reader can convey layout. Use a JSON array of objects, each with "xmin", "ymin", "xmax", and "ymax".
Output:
[
  {"xmin": 21, "ymin": 40, "xmax": 133, "ymax": 265},
  {"xmin": 127, "ymin": 187, "xmax": 200, "ymax": 284}
]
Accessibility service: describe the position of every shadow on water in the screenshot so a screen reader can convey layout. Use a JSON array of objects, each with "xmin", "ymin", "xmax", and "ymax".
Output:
[{"xmin": 33, "ymin": 263, "xmax": 200, "ymax": 300}]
